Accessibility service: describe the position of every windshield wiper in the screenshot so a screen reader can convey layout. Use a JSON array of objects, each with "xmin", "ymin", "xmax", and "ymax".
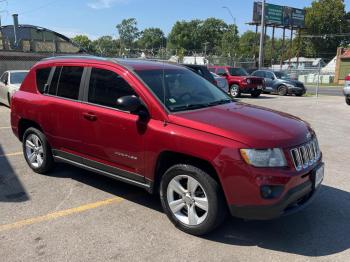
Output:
[
  {"xmin": 207, "ymin": 99, "xmax": 232, "ymax": 106},
  {"xmin": 171, "ymin": 103, "xmax": 209, "ymax": 112}
]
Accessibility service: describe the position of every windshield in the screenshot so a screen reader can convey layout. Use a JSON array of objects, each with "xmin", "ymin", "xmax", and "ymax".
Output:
[
  {"xmin": 274, "ymin": 71, "xmax": 290, "ymax": 80},
  {"xmin": 10, "ymin": 72, "xmax": 28, "ymax": 84},
  {"xmin": 135, "ymin": 68, "xmax": 231, "ymax": 112},
  {"xmin": 229, "ymin": 68, "xmax": 249, "ymax": 76}
]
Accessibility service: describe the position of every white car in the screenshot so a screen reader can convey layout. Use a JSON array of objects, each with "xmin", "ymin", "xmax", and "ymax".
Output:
[{"xmin": 0, "ymin": 70, "xmax": 29, "ymax": 106}]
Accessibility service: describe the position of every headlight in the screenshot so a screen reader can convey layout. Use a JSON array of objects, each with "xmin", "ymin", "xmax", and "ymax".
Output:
[
  {"xmin": 240, "ymin": 148, "xmax": 287, "ymax": 167},
  {"xmin": 246, "ymin": 79, "xmax": 252, "ymax": 84}
]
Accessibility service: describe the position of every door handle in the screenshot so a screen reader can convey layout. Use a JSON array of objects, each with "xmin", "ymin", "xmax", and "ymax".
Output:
[{"xmin": 83, "ymin": 112, "xmax": 97, "ymax": 121}]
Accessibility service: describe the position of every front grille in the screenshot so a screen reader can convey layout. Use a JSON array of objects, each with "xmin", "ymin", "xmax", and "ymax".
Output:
[
  {"xmin": 250, "ymin": 78, "xmax": 263, "ymax": 85},
  {"xmin": 290, "ymin": 138, "xmax": 321, "ymax": 171}
]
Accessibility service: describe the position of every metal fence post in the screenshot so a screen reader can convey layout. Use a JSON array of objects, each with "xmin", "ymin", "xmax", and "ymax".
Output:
[{"xmin": 316, "ymin": 62, "xmax": 321, "ymax": 98}]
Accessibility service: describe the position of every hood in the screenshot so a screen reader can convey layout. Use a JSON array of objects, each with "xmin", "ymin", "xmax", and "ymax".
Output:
[
  {"xmin": 280, "ymin": 79, "xmax": 304, "ymax": 87},
  {"xmin": 169, "ymin": 102, "xmax": 311, "ymax": 148},
  {"xmin": 9, "ymin": 83, "xmax": 21, "ymax": 89}
]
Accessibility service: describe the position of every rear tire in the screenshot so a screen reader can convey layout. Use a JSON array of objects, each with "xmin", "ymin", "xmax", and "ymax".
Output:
[
  {"xmin": 230, "ymin": 84, "xmax": 241, "ymax": 98},
  {"xmin": 278, "ymin": 85, "xmax": 288, "ymax": 96},
  {"xmin": 346, "ymin": 97, "xmax": 350, "ymax": 105},
  {"xmin": 23, "ymin": 127, "xmax": 54, "ymax": 174},
  {"xmin": 251, "ymin": 90, "xmax": 261, "ymax": 98},
  {"xmin": 160, "ymin": 164, "xmax": 227, "ymax": 236}
]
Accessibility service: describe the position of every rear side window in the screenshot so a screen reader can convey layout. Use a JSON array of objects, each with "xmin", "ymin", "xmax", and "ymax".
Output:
[
  {"xmin": 48, "ymin": 66, "xmax": 84, "ymax": 100},
  {"xmin": 88, "ymin": 68, "xmax": 136, "ymax": 109},
  {"xmin": 36, "ymin": 68, "xmax": 51, "ymax": 94}
]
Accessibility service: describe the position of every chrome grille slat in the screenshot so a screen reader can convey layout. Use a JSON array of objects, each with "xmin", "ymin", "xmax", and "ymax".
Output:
[{"xmin": 290, "ymin": 138, "xmax": 321, "ymax": 171}]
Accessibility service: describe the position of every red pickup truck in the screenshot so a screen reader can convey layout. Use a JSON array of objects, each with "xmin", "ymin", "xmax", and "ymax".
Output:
[
  {"xmin": 208, "ymin": 66, "xmax": 265, "ymax": 98},
  {"xmin": 11, "ymin": 56, "xmax": 324, "ymax": 235}
]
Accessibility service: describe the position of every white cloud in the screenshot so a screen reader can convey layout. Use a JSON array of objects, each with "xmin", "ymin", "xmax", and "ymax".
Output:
[{"xmin": 87, "ymin": 0, "xmax": 128, "ymax": 10}]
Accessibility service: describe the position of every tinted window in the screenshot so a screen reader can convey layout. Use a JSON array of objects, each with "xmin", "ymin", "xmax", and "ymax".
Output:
[
  {"xmin": 56, "ymin": 67, "xmax": 83, "ymax": 100},
  {"xmin": 88, "ymin": 68, "xmax": 136, "ymax": 109},
  {"xmin": 48, "ymin": 67, "xmax": 61, "ymax": 96},
  {"xmin": 265, "ymin": 71, "xmax": 275, "ymax": 79},
  {"xmin": 228, "ymin": 68, "xmax": 249, "ymax": 76},
  {"xmin": 252, "ymin": 71, "xmax": 265, "ymax": 78},
  {"xmin": 135, "ymin": 69, "xmax": 230, "ymax": 112},
  {"xmin": 36, "ymin": 68, "xmax": 52, "ymax": 93},
  {"xmin": 216, "ymin": 68, "xmax": 226, "ymax": 76}
]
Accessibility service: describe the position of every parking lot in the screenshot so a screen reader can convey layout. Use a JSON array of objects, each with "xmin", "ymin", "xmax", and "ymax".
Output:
[{"xmin": 0, "ymin": 94, "xmax": 349, "ymax": 262}]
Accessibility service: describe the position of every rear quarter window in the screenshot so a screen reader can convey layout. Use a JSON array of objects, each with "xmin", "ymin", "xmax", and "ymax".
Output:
[{"xmin": 36, "ymin": 67, "xmax": 52, "ymax": 94}]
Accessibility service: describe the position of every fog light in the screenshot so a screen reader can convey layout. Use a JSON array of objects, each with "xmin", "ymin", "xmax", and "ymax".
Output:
[{"xmin": 260, "ymin": 185, "xmax": 284, "ymax": 199}]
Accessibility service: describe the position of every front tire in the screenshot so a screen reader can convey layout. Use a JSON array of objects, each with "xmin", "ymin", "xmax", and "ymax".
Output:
[
  {"xmin": 278, "ymin": 85, "xmax": 288, "ymax": 96},
  {"xmin": 23, "ymin": 127, "xmax": 54, "ymax": 174},
  {"xmin": 251, "ymin": 90, "xmax": 261, "ymax": 98},
  {"xmin": 230, "ymin": 84, "xmax": 241, "ymax": 98},
  {"xmin": 346, "ymin": 97, "xmax": 350, "ymax": 105},
  {"xmin": 160, "ymin": 164, "xmax": 226, "ymax": 236}
]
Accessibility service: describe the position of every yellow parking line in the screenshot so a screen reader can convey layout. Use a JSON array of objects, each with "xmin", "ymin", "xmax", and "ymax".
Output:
[
  {"xmin": 0, "ymin": 197, "xmax": 124, "ymax": 232},
  {"xmin": 0, "ymin": 152, "xmax": 23, "ymax": 158}
]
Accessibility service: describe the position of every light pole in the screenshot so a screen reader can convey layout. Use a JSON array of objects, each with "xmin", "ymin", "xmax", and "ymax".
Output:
[
  {"xmin": 258, "ymin": 0, "xmax": 266, "ymax": 69},
  {"xmin": 222, "ymin": 6, "xmax": 236, "ymax": 25}
]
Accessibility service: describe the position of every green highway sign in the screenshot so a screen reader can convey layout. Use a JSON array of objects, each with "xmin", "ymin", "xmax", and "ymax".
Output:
[{"xmin": 265, "ymin": 4, "xmax": 283, "ymax": 25}]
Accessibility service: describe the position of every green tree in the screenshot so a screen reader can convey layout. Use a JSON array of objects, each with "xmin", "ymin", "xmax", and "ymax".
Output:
[
  {"xmin": 167, "ymin": 20, "xmax": 203, "ymax": 53},
  {"xmin": 71, "ymin": 35, "xmax": 94, "ymax": 53},
  {"xmin": 303, "ymin": 0, "xmax": 348, "ymax": 59},
  {"xmin": 199, "ymin": 18, "xmax": 229, "ymax": 54},
  {"xmin": 238, "ymin": 31, "xmax": 260, "ymax": 59},
  {"xmin": 92, "ymin": 36, "xmax": 120, "ymax": 56},
  {"xmin": 116, "ymin": 18, "xmax": 140, "ymax": 49},
  {"xmin": 137, "ymin": 28, "xmax": 166, "ymax": 50},
  {"xmin": 220, "ymin": 24, "xmax": 239, "ymax": 57}
]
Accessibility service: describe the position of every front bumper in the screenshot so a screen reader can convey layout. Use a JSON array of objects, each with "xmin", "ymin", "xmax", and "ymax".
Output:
[
  {"xmin": 288, "ymin": 87, "xmax": 306, "ymax": 95},
  {"xmin": 229, "ymin": 164, "xmax": 323, "ymax": 220}
]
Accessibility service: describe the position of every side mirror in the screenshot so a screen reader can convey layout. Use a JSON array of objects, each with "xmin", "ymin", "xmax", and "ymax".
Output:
[
  {"xmin": 4, "ymin": 80, "xmax": 8, "ymax": 85},
  {"xmin": 116, "ymin": 96, "xmax": 149, "ymax": 120},
  {"xmin": 221, "ymin": 73, "xmax": 228, "ymax": 77}
]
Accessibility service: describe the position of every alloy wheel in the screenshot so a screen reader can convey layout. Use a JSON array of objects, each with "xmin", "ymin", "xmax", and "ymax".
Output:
[
  {"xmin": 230, "ymin": 85, "xmax": 239, "ymax": 97},
  {"xmin": 25, "ymin": 134, "xmax": 44, "ymax": 168},
  {"xmin": 166, "ymin": 175, "xmax": 209, "ymax": 226}
]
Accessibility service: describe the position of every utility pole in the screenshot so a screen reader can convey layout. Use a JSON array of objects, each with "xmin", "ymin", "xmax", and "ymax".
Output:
[
  {"xmin": 258, "ymin": 0, "xmax": 266, "ymax": 69},
  {"xmin": 203, "ymin": 42, "xmax": 209, "ymax": 57}
]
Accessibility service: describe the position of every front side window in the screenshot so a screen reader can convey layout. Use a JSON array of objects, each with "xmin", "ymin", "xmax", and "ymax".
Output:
[
  {"xmin": 88, "ymin": 68, "xmax": 136, "ymax": 109},
  {"xmin": 10, "ymin": 72, "xmax": 28, "ymax": 85},
  {"xmin": 252, "ymin": 71, "xmax": 265, "ymax": 78},
  {"xmin": 265, "ymin": 71, "xmax": 275, "ymax": 80},
  {"xmin": 216, "ymin": 68, "xmax": 226, "ymax": 76},
  {"xmin": 228, "ymin": 68, "xmax": 249, "ymax": 76},
  {"xmin": 48, "ymin": 66, "xmax": 83, "ymax": 100},
  {"xmin": 135, "ymin": 69, "xmax": 231, "ymax": 112}
]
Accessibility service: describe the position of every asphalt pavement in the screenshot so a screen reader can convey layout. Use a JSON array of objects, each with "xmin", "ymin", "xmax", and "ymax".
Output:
[{"xmin": 1, "ymin": 95, "xmax": 350, "ymax": 262}]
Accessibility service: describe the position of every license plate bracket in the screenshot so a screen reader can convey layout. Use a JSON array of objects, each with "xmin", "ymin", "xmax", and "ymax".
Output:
[{"xmin": 311, "ymin": 164, "xmax": 324, "ymax": 190}]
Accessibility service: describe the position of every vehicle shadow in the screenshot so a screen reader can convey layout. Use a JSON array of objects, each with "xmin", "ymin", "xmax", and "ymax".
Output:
[
  {"xmin": 206, "ymin": 185, "xmax": 350, "ymax": 257},
  {"xmin": 238, "ymin": 95, "xmax": 277, "ymax": 99},
  {"xmin": 0, "ymin": 145, "xmax": 29, "ymax": 202},
  {"xmin": 46, "ymin": 164, "xmax": 349, "ymax": 257}
]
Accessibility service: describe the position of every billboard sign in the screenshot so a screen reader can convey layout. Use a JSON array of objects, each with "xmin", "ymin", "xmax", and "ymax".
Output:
[{"xmin": 252, "ymin": 2, "xmax": 305, "ymax": 28}]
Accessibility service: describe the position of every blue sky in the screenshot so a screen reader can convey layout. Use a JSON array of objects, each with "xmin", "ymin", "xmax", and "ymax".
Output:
[{"xmin": 1, "ymin": 0, "xmax": 349, "ymax": 39}]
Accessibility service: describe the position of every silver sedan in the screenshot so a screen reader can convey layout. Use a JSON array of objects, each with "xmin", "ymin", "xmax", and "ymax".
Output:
[{"xmin": 0, "ymin": 70, "xmax": 29, "ymax": 107}]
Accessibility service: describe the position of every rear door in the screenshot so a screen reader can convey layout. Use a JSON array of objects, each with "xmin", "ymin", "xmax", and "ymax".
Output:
[
  {"xmin": 40, "ymin": 65, "xmax": 86, "ymax": 155},
  {"xmin": 79, "ymin": 65, "xmax": 145, "ymax": 180}
]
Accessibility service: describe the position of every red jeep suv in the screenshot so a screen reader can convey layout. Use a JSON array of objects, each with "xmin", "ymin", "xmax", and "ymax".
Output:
[
  {"xmin": 208, "ymin": 66, "xmax": 265, "ymax": 98},
  {"xmin": 11, "ymin": 56, "xmax": 324, "ymax": 235}
]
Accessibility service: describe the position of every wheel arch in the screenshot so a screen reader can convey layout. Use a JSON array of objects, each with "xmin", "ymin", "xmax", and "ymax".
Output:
[
  {"xmin": 152, "ymin": 151, "xmax": 221, "ymax": 194},
  {"xmin": 18, "ymin": 118, "xmax": 43, "ymax": 142}
]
